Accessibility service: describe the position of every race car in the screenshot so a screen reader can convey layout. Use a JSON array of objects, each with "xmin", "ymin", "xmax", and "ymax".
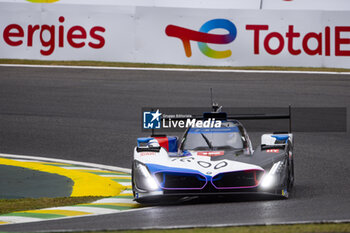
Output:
[{"xmin": 132, "ymin": 105, "xmax": 294, "ymax": 204}]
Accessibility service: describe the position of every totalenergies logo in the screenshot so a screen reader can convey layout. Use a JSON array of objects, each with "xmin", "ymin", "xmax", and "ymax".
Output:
[
  {"xmin": 2, "ymin": 16, "xmax": 105, "ymax": 56},
  {"xmin": 165, "ymin": 19, "xmax": 237, "ymax": 59}
]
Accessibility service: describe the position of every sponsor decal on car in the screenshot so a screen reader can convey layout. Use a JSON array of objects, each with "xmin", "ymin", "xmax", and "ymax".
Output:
[
  {"xmin": 197, "ymin": 151, "xmax": 225, "ymax": 157},
  {"xmin": 140, "ymin": 152, "xmax": 157, "ymax": 156},
  {"xmin": 267, "ymin": 149, "xmax": 280, "ymax": 153}
]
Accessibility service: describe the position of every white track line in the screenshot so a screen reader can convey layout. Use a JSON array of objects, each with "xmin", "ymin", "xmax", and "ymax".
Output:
[
  {"xmin": 45, "ymin": 206, "xmax": 120, "ymax": 215},
  {"xmin": 59, "ymin": 167, "xmax": 103, "ymax": 170},
  {"xmin": 93, "ymin": 198, "xmax": 135, "ymax": 204},
  {"xmin": 0, "ymin": 153, "xmax": 131, "ymax": 173},
  {"xmin": 1, "ymin": 64, "xmax": 350, "ymax": 75},
  {"xmin": 121, "ymin": 190, "xmax": 133, "ymax": 194},
  {"xmin": 0, "ymin": 207, "xmax": 154, "ymax": 227},
  {"xmin": 119, "ymin": 182, "xmax": 132, "ymax": 186},
  {"xmin": 139, "ymin": 219, "xmax": 350, "ymax": 230},
  {"xmin": 0, "ymin": 216, "xmax": 43, "ymax": 224}
]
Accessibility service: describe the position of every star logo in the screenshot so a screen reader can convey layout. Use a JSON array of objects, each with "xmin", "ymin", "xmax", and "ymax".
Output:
[
  {"xmin": 143, "ymin": 109, "xmax": 162, "ymax": 129},
  {"xmin": 150, "ymin": 109, "xmax": 162, "ymax": 123}
]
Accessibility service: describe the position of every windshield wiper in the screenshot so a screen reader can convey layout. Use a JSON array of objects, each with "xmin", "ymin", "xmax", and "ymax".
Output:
[{"xmin": 200, "ymin": 133, "xmax": 213, "ymax": 150}]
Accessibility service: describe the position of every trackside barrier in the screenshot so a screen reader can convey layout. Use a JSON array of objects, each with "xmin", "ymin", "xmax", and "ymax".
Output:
[{"xmin": 0, "ymin": 0, "xmax": 350, "ymax": 68}]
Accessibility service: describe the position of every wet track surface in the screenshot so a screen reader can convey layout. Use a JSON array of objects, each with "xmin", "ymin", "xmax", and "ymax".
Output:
[
  {"xmin": 0, "ymin": 165, "xmax": 73, "ymax": 199},
  {"xmin": 0, "ymin": 66, "xmax": 349, "ymax": 231}
]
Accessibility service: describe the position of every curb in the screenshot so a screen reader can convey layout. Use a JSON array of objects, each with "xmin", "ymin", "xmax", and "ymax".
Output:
[
  {"xmin": 0, "ymin": 154, "xmax": 139, "ymax": 226},
  {"xmin": 0, "ymin": 158, "xmax": 124, "ymax": 197}
]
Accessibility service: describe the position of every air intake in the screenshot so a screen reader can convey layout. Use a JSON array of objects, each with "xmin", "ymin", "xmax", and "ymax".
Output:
[
  {"xmin": 154, "ymin": 172, "xmax": 207, "ymax": 190},
  {"xmin": 212, "ymin": 170, "xmax": 264, "ymax": 189}
]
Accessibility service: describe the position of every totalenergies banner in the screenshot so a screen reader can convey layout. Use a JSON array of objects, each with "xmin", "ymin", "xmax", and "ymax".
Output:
[{"xmin": 1, "ymin": 3, "xmax": 350, "ymax": 68}]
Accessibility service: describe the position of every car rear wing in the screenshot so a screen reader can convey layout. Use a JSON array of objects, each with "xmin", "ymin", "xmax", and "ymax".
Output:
[
  {"xmin": 159, "ymin": 105, "xmax": 292, "ymax": 133},
  {"xmin": 226, "ymin": 105, "xmax": 292, "ymax": 133}
]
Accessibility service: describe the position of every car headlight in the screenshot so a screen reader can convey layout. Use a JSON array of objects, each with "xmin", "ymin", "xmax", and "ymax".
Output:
[
  {"xmin": 134, "ymin": 161, "xmax": 159, "ymax": 191},
  {"xmin": 260, "ymin": 161, "xmax": 283, "ymax": 189}
]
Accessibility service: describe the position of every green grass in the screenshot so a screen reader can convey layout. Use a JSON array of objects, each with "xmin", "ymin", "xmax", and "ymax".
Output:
[
  {"xmin": 1, "ymin": 59, "xmax": 350, "ymax": 73},
  {"xmin": 0, "ymin": 196, "xmax": 104, "ymax": 215},
  {"xmin": 66, "ymin": 223, "xmax": 350, "ymax": 233}
]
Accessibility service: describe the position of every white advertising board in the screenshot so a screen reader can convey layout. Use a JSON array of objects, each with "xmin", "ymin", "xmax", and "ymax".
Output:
[
  {"xmin": 135, "ymin": 8, "xmax": 350, "ymax": 68},
  {"xmin": 1, "ymin": 3, "xmax": 350, "ymax": 68},
  {"xmin": 262, "ymin": 0, "xmax": 350, "ymax": 11},
  {"xmin": 0, "ymin": 0, "xmax": 261, "ymax": 9},
  {"xmin": 0, "ymin": 3, "xmax": 136, "ymax": 61}
]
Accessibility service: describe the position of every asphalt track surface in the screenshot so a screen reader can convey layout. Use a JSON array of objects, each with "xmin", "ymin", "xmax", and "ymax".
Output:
[
  {"xmin": 0, "ymin": 66, "xmax": 349, "ymax": 232},
  {"xmin": 0, "ymin": 165, "xmax": 73, "ymax": 199}
]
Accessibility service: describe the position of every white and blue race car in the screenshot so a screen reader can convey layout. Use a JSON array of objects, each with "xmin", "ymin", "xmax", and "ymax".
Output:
[{"xmin": 132, "ymin": 107, "xmax": 294, "ymax": 204}]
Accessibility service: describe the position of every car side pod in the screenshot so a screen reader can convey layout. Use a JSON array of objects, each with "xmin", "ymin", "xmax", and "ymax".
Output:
[
  {"xmin": 261, "ymin": 133, "xmax": 293, "ymax": 146},
  {"xmin": 259, "ymin": 133, "xmax": 294, "ymax": 198},
  {"xmin": 136, "ymin": 136, "xmax": 178, "ymax": 153}
]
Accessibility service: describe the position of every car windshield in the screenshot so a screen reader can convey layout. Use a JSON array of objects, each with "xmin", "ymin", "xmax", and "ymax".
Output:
[{"xmin": 182, "ymin": 126, "xmax": 244, "ymax": 151}]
